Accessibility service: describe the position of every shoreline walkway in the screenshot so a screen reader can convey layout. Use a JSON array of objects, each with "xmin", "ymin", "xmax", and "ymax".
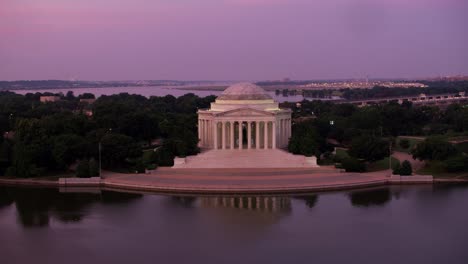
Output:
[
  {"xmin": 102, "ymin": 168, "xmax": 391, "ymax": 194},
  {"xmin": 0, "ymin": 167, "xmax": 448, "ymax": 194}
]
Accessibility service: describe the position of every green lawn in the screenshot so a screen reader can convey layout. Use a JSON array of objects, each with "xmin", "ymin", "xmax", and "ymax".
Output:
[
  {"xmin": 333, "ymin": 148, "xmax": 398, "ymax": 172},
  {"xmin": 367, "ymin": 157, "xmax": 399, "ymax": 172},
  {"xmin": 416, "ymin": 161, "xmax": 468, "ymax": 178}
]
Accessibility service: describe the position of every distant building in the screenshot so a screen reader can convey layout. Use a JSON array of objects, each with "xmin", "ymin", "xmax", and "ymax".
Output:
[
  {"xmin": 79, "ymin": 98, "xmax": 96, "ymax": 104},
  {"xmin": 40, "ymin": 96, "xmax": 60, "ymax": 103}
]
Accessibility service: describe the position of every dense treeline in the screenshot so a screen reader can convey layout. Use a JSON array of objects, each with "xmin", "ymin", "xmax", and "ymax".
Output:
[
  {"xmin": 1, "ymin": 88, "xmax": 468, "ymax": 177},
  {"xmin": 284, "ymin": 100, "xmax": 468, "ymax": 172},
  {"xmin": 274, "ymin": 81, "xmax": 468, "ymax": 100},
  {"xmin": 0, "ymin": 91, "xmax": 215, "ymax": 177},
  {"xmin": 341, "ymin": 82, "xmax": 468, "ymax": 100}
]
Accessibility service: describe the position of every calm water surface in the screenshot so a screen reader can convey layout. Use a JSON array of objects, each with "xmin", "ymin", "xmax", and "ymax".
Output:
[{"xmin": 1, "ymin": 185, "xmax": 467, "ymax": 264}]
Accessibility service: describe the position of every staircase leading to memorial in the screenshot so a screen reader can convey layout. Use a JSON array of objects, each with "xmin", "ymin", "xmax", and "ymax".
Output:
[{"xmin": 173, "ymin": 149, "xmax": 319, "ymax": 169}]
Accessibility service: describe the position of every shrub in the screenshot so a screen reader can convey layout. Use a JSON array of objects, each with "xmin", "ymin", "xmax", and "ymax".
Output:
[
  {"xmin": 399, "ymin": 160, "xmax": 412, "ymax": 176},
  {"xmin": 399, "ymin": 139, "xmax": 410, "ymax": 149},
  {"xmin": 342, "ymin": 157, "xmax": 366, "ymax": 172},
  {"xmin": 76, "ymin": 160, "xmax": 90, "ymax": 178}
]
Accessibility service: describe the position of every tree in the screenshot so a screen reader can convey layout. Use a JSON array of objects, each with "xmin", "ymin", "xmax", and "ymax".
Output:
[
  {"xmin": 412, "ymin": 137, "xmax": 458, "ymax": 161},
  {"xmin": 399, "ymin": 160, "xmax": 412, "ymax": 176},
  {"xmin": 349, "ymin": 136, "xmax": 390, "ymax": 162},
  {"xmin": 288, "ymin": 121, "xmax": 325, "ymax": 157},
  {"xmin": 100, "ymin": 133, "xmax": 141, "ymax": 168},
  {"xmin": 52, "ymin": 134, "xmax": 88, "ymax": 170}
]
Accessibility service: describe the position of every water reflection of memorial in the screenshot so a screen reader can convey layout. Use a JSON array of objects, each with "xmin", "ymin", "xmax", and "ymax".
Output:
[
  {"xmin": 200, "ymin": 196, "xmax": 291, "ymax": 213},
  {"xmin": 196, "ymin": 196, "xmax": 292, "ymax": 231}
]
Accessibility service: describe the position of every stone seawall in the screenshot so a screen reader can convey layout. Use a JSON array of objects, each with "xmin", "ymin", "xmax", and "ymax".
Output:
[{"xmin": 0, "ymin": 172, "xmax": 461, "ymax": 195}]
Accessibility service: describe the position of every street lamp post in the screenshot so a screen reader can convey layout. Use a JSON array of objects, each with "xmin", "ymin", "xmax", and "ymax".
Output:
[
  {"xmin": 389, "ymin": 142, "xmax": 392, "ymax": 176},
  {"xmin": 99, "ymin": 142, "xmax": 102, "ymax": 179}
]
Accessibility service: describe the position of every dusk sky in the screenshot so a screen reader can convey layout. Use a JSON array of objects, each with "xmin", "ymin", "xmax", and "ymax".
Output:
[{"xmin": 1, "ymin": 0, "xmax": 467, "ymax": 81}]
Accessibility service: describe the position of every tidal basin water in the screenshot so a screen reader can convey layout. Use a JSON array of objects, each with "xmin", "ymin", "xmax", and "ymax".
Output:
[{"xmin": 1, "ymin": 185, "xmax": 467, "ymax": 264}]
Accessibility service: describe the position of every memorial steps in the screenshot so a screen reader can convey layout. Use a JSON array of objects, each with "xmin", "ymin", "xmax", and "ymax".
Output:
[{"xmin": 173, "ymin": 149, "xmax": 320, "ymax": 169}]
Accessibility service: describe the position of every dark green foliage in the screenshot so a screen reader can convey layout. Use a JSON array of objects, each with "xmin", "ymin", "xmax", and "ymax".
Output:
[
  {"xmin": 443, "ymin": 155, "xmax": 468, "ymax": 172},
  {"xmin": 341, "ymin": 157, "xmax": 366, "ymax": 172},
  {"xmin": 392, "ymin": 160, "xmax": 401, "ymax": 175},
  {"xmin": 399, "ymin": 160, "xmax": 412, "ymax": 176},
  {"xmin": 288, "ymin": 120, "xmax": 326, "ymax": 157},
  {"xmin": 100, "ymin": 133, "xmax": 141, "ymax": 169},
  {"xmin": 52, "ymin": 134, "xmax": 88, "ymax": 170},
  {"xmin": 2, "ymin": 82, "xmax": 468, "ymax": 177},
  {"xmin": 88, "ymin": 158, "xmax": 99, "ymax": 177},
  {"xmin": 399, "ymin": 139, "xmax": 410, "ymax": 149},
  {"xmin": 76, "ymin": 160, "xmax": 90, "ymax": 178},
  {"xmin": 0, "ymin": 90, "xmax": 216, "ymax": 177},
  {"xmin": 349, "ymin": 136, "xmax": 390, "ymax": 162},
  {"xmin": 412, "ymin": 137, "xmax": 458, "ymax": 161}
]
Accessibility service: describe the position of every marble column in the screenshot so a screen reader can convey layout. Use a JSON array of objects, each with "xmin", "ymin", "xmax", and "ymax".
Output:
[
  {"xmin": 238, "ymin": 121, "xmax": 243, "ymax": 149},
  {"xmin": 214, "ymin": 121, "xmax": 218, "ymax": 149},
  {"xmin": 272, "ymin": 121, "xmax": 276, "ymax": 149},
  {"xmin": 264, "ymin": 121, "xmax": 268, "ymax": 149},
  {"xmin": 198, "ymin": 119, "xmax": 201, "ymax": 143},
  {"xmin": 256, "ymin": 121, "xmax": 260, "ymax": 149},
  {"xmin": 247, "ymin": 121, "xmax": 252, "ymax": 149},
  {"xmin": 200, "ymin": 120, "xmax": 203, "ymax": 146},
  {"xmin": 222, "ymin": 121, "xmax": 226, "ymax": 149},
  {"xmin": 207, "ymin": 120, "xmax": 210, "ymax": 147},
  {"xmin": 284, "ymin": 119, "xmax": 287, "ymax": 146},
  {"xmin": 203, "ymin": 120, "xmax": 206, "ymax": 147},
  {"xmin": 230, "ymin": 122, "xmax": 235, "ymax": 149}
]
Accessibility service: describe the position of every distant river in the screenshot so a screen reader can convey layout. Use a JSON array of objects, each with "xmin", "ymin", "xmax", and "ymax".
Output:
[
  {"xmin": 1, "ymin": 185, "xmax": 467, "ymax": 264},
  {"xmin": 10, "ymin": 86, "xmax": 334, "ymax": 103}
]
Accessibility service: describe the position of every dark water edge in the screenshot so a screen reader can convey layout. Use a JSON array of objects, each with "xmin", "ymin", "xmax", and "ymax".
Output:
[{"xmin": 1, "ymin": 184, "xmax": 468, "ymax": 264}]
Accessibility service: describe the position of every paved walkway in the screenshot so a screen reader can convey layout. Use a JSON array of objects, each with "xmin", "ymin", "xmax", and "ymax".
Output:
[
  {"xmin": 102, "ymin": 168, "xmax": 391, "ymax": 194},
  {"xmin": 392, "ymin": 151, "xmax": 425, "ymax": 171}
]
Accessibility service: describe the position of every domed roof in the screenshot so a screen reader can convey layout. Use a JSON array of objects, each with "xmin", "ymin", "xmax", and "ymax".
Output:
[{"xmin": 217, "ymin": 82, "xmax": 272, "ymax": 100}]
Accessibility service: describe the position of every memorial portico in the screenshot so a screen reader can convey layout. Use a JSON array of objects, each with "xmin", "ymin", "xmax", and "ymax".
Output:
[
  {"xmin": 173, "ymin": 82, "xmax": 318, "ymax": 168},
  {"xmin": 198, "ymin": 83, "xmax": 292, "ymax": 150}
]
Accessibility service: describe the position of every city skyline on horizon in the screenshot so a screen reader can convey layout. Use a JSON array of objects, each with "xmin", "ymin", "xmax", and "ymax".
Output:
[{"xmin": 1, "ymin": 0, "xmax": 467, "ymax": 81}]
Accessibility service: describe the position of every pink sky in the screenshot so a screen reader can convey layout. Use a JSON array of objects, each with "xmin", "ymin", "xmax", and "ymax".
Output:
[{"xmin": 1, "ymin": 0, "xmax": 467, "ymax": 81}]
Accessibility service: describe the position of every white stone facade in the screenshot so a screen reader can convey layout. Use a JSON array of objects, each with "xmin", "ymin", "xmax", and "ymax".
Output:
[{"xmin": 197, "ymin": 83, "xmax": 292, "ymax": 150}]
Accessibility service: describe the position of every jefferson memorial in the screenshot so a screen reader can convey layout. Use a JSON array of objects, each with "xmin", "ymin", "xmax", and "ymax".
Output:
[
  {"xmin": 173, "ymin": 83, "xmax": 318, "ymax": 168},
  {"xmin": 198, "ymin": 82, "xmax": 291, "ymax": 150}
]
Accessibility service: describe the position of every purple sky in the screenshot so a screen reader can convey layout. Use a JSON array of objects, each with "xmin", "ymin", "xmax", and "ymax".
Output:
[{"xmin": 1, "ymin": 0, "xmax": 467, "ymax": 81}]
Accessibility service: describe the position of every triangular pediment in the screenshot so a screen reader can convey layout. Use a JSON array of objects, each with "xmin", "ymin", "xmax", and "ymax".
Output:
[{"xmin": 216, "ymin": 108, "xmax": 274, "ymax": 117}]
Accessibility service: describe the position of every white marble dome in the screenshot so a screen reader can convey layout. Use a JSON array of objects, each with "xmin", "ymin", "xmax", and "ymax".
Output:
[{"xmin": 217, "ymin": 82, "xmax": 272, "ymax": 100}]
